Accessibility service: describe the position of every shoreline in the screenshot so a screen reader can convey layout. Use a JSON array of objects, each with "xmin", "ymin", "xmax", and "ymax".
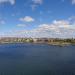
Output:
[
  {"xmin": 0, "ymin": 38, "xmax": 75, "ymax": 46},
  {"xmin": 0, "ymin": 42, "xmax": 74, "ymax": 47}
]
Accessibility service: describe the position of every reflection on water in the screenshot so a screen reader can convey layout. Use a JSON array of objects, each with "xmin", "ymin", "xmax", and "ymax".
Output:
[{"xmin": 0, "ymin": 43, "xmax": 75, "ymax": 75}]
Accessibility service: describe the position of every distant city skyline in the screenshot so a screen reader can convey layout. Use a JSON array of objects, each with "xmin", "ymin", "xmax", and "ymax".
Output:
[{"xmin": 0, "ymin": 0, "xmax": 75, "ymax": 38}]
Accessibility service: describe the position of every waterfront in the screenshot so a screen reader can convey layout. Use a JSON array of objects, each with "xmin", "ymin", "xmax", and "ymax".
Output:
[{"xmin": 0, "ymin": 43, "xmax": 75, "ymax": 75}]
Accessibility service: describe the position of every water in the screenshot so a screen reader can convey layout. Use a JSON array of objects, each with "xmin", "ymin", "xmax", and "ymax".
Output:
[{"xmin": 0, "ymin": 43, "xmax": 75, "ymax": 75}]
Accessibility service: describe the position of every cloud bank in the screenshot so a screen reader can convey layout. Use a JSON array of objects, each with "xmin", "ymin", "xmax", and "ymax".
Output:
[{"xmin": 9, "ymin": 19, "xmax": 75, "ymax": 38}]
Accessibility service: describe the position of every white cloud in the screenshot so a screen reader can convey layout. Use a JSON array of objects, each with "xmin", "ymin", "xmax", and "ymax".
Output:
[
  {"xmin": 31, "ymin": 0, "xmax": 43, "ymax": 10},
  {"xmin": 72, "ymin": 0, "xmax": 75, "ymax": 4},
  {"xmin": 20, "ymin": 16, "xmax": 35, "ymax": 22},
  {"xmin": 0, "ymin": 20, "xmax": 5, "ymax": 24},
  {"xmin": 0, "ymin": 0, "xmax": 15, "ymax": 5},
  {"xmin": 52, "ymin": 20, "xmax": 70, "ymax": 28},
  {"xmin": 31, "ymin": 4, "xmax": 38, "ymax": 10},
  {"xmin": 68, "ymin": 16, "xmax": 75, "ymax": 24},
  {"xmin": 17, "ymin": 24, "xmax": 26, "ymax": 27}
]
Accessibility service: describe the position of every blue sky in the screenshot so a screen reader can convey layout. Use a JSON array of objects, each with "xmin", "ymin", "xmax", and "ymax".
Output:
[{"xmin": 0, "ymin": 0, "xmax": 75, "ymax": 38}]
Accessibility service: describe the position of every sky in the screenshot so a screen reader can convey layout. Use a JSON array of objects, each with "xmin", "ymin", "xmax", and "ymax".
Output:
[{"xmin": 0, "ymin": 0, "xmax": 75, "ymax": 38}]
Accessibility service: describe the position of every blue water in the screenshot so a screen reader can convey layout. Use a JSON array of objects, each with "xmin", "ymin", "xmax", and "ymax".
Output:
[{"xmin": 0, "ymin": 43, "xmax": 75, "ymax": 75}]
